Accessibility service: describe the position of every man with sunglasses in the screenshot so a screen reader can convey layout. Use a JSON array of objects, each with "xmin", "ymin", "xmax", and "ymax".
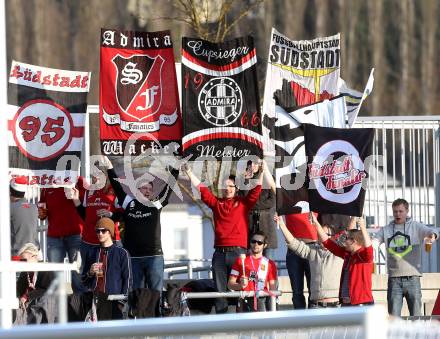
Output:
[
  {"xmin": 313, "ymin": 215, "xmax": 374, "ymax": 307},
  {"xmin": 276, "ymin": 215, "xmax": 343, "ymax": 308},
  {"xmin": 228, "ymin": 231, "xmax": 277, "ymax": 312},
  {"xmin": 183, "ymin": 163, "xmax": 263, "ymax": 314},
  {"xmin": 81, "ymin": 217, "xmax": 132, "ymax": 319}
]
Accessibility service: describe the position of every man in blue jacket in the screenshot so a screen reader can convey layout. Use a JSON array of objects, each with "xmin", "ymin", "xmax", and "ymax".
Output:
[{"xmin": 81, "ymin": 217, "xmax": 132, "ymax": 319}]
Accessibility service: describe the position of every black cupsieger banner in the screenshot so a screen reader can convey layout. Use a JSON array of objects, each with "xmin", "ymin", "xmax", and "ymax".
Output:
[
  {"xmin": 304, "ymin": 124, "xmax": 374, "ymax": 216},
  {"xmin": 181, "ymin": 36, "xmax": 263, "ymax": 160}
]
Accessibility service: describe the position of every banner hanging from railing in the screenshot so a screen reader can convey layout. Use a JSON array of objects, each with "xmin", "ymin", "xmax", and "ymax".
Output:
[
  {"xmin": 100, "ymin": 28, "xmax": 181, "ymax": 156},
  {"xmin": 181, "ymin": 36, "xmax": 263, "ymax": 160},
  {"xmin": 7, "ymin": 60, "xmax": 90, "ymax": 187},
  {"xmin": 304, "ymin": 124, "xmax": 374, "ymax": 216}
]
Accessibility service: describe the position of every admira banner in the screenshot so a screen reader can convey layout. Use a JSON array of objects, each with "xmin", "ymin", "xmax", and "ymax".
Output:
[
  {"xmin": 181, "ymin": 36, "xmax": 263, "ymax": 160},
  {"xmin": 100, "ymin": 29, "xmax": 181, "ymax": 156},
  {"xmin": 7, "ymin": 60, "xmax": 90, "ymax": 187},
  {"xmin": 304, "ymin": 124, "xmax": 374, "ymax": 216}
]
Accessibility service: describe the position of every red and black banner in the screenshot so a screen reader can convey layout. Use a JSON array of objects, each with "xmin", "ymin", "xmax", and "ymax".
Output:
[
  {"xmin": 181, "ymin": 36, "xmax": 263, "ymax": 160},
  {"xmin": 100, "ymin": 28, "xmax": 181, "ymax": 156},
  {"xmin": 304, "ymin": 124, "xmax": 374, "ymax": 216},
  {"xmin": 7, "ymin": 60, "xmax": 90, "ymax": 187}
]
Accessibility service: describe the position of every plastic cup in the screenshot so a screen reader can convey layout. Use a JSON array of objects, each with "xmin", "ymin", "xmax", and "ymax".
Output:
[
  {"xmin": 425, "ymin": 241, "xmax": 432, "ymax": 253},
  {"xmin": 96, "ymin": 263, "xmax": 104, "ymax": 277},
  {"xmin": 37, "ymin": 202, "xmax": 47, "ymax": 219}
]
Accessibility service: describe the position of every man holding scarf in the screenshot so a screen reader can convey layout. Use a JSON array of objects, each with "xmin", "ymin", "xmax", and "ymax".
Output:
[{"xmin": 228, "ymin": 231, "xmax": 277, "ymax": 312}]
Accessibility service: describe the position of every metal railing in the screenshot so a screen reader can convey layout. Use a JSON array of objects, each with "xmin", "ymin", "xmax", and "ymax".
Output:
[
  {"xmin": 184, "ymin": 290, "xmax": 281, "ymax": 313},
  {"xmin": 0, "ymin": 306, "xmax": 389, "ymax": 339},
  {"xmin": 354, "ymin": 116, "xmax": 440, "ymax": 228},
  {"xmin": 0, "ymin": 261, "xmax": 79, "ymax": 325},
  {"xmin": 165, "ymin": 259, "xmax": 213, "ymax": 279}
]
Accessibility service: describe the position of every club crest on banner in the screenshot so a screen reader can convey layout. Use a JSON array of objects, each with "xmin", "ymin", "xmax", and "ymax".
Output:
[
  {"xmin": 100, "ymin": 29, "xmax": 182, "ymax": 156},
  {"xmin": 112, "ymin": 54, "xmax": 165, "ymax": 121},
  {"xmin": 181, "ymin": 36, "xmax": 263, "ymax": 160},
  {"xmin": 198, "ymin": 77, "xmax": 243, "ymax": 127}
]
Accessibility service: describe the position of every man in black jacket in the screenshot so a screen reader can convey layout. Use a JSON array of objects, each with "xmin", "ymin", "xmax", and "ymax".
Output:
[
  {"xmin": 81, "ymin": 217, "xmax": 132, "ymax": 295},
  {"xmin": 104, "ymin": 157, "xmax": 179, "ymax": 293}
]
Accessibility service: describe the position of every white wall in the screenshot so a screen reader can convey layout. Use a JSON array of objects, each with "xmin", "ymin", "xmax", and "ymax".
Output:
[{"xmin": 161, "ymin": 204, "xmax": 203, "ymax": 260}]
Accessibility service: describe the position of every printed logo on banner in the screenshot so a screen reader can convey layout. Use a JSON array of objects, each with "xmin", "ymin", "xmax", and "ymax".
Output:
[
  {"xmin": 11, "ymin": 99, "xmax": 74, "ymax": 162},
  {"xmin": 198, "ymin": 77, "xmax": 243, "ymax": 126},
  {"xmin": 112, "ymin": 54, "xmax": 165, "ymax": 121},
  {"xmin": 304, "ymin": 125, "xmax": 374, "ymax": 216},
  {"xmin": 100, "ymin": 29, "xmax": 181, "ymax": 155},
  {"xmin": 181, "ymin": 36, "xmax": 263, "ymax": 160},
  {"xmin": 308, "ymin": 140, "xmax": 367, "ymax": 204}
]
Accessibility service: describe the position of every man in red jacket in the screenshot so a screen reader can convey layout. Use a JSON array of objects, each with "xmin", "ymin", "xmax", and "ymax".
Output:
[
  {"xmin": 38, "ymin": 177, "xmax": 85, "ymax": 293},
  {"xmin": 183, "ymin": 163, "xmax": 263, "ymax": 313},
  {"xmin": 313, "ymin": 214, "xmax": 374, "ymax": 306},
  {"xmin": 38, "ymin": 178, "xmax": 85, "ymax": 263}
]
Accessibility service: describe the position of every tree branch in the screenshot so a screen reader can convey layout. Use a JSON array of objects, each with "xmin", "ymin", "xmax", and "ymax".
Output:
[{"xmin": 221, "ymin": 0, "xmax": 264, "ymax": 40}]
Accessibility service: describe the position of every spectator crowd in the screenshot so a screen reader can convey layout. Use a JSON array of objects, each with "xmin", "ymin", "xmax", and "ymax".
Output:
[{"xmin": 8, "ymin": 159, "xmax": 439, "ymax": 323}]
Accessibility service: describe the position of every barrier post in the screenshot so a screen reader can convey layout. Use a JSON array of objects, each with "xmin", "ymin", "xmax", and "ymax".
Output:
[{"xmin": 0, "ymin": 0, "xmax": 13, "ymax": 328}]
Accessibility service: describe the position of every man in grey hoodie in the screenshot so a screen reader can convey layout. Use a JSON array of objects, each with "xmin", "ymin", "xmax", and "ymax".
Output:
[
  {"xmin": 10, "ymin": 177, "xmax": 39, "ymax": 257},
  {"xmin": 374, "ymin": 198, "xmax": 438, "ymax": 316},
  {"xmin": 276, "ymin": 215, "xmax": 344, "ymax": 308}
]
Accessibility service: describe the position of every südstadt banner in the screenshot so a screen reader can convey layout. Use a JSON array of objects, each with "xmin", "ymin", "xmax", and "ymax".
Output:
[
  {"xmin": 304, "ymin": 124, "xmax": 374, "ymax": 216},
  {"xmin": 100, "ymin": 28, "xmax": 181, "ymax": 156},
  {"xmin": 262, "ymin": 28, "xmax": 341, "ymax": 215},
  {"xmin": 262, "ymin": 28, "xmax": 341, "ymax": 151},
  {"xmin": 181, "ymin": 36, "xmax": 263, "ymax": 160},
  {"xmin": 7, "ymin": 60, "xmax": 90, "ymax": 187}
]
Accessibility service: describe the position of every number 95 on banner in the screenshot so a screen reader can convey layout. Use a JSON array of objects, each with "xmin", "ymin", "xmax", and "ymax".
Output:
[{"xmin": 11, "ymin": 99, "xmax": 75, "ymax": 162}]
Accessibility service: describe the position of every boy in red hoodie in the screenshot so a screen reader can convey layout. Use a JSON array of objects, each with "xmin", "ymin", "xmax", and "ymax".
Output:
[{"xmin": 313, "ymin": 214, "xmax": 374, "ymax": 306}]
